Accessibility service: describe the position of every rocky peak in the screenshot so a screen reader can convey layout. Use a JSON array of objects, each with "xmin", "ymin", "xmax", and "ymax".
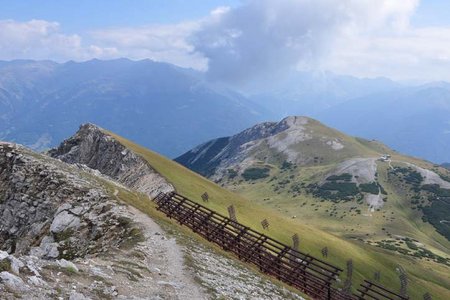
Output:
[
  {"xmin": 229, "ymin": 116, "xmax": 310, "ymax": 147},
  {"xmin": 278, "ymin": 116, "xmax": 310, "ymax": 129},
  {"xmin": 176, "ymin": 116, "xmax": 319, "ymax": 177},
  {"xmin": 49, "ymin": 123, "xmax": 174, "ymax": 197}
]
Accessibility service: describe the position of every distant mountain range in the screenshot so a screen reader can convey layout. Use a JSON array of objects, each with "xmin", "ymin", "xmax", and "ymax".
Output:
[
  {"xmin": 2, "ymin": 58, "xmax": 450, "ymax": 163},
  {"xmin": 0, "ymin": 59, "xmax": 267, "ymax": 157},
  {"xmin": 313, "ymin": 84, "xmax": 450, "ymax": 164},
  {"xmin": 246, "ymin": 76, "xmax": 450, "ymax": 163}
]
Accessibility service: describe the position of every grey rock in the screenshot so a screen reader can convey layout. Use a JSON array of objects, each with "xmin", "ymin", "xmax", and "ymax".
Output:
[
  {"xmin": 50, "ymin": 210, "xmax": 81, "ymax": 234},
  {"xmin": 0, "ymin": 271, "xmax": 29, "ymax": 292},
  {"xmin": 57, "ymin": 259, "xmax": 79, "ymax": 272},
  {"xmin": 49, "ymin": 124, "xmax": 174, "ymax": 198},
  {"xmin": 28, "ymin": 275, "xmax": 47, "ymax": 287},
  {"xmin": 34, "ymin": 238, "xmax": 60, "ymax": 259},
  {"xmin": 69, "ymin": 292, "xmax": 92, "ymax": 300},
  {"xmin": 9, "ymin": 255, "xmax": 24, "ymax": 275},
  {"xmin": 0, "ymin": 142, "xmax": 143, "ymax": 260}
]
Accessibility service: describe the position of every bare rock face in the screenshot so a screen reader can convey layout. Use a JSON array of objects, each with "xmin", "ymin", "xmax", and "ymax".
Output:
[
  {"xmin": 0, "ymin": 142, "xmax": 141, "ymax": 258},
  {"xmin": 49, "ymin": 124, "xmax": 174, "ymax": 198}
]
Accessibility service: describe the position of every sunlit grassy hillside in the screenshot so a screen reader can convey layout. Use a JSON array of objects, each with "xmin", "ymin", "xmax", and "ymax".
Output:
[{"xmin": 105, "ymin": 129, "xmax": 450, "ymax": 299}]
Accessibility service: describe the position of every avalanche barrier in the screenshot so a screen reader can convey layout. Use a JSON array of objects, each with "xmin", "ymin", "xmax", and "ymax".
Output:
[{"xmin": 154, "ymin": 192, "xmax": 409, "ymax": 300}]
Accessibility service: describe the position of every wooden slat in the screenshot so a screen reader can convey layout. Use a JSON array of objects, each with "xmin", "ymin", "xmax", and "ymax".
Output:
[{"xmin": 153, "ymin": 192, "xmax": 406, "ymax": 300}]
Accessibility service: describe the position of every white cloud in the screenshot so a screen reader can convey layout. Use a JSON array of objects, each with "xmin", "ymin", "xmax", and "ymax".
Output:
[
  {"xmin": 0, "ymin": 19, "xmax": 116, "ymax": 61},
  {"xmin": 0, "ymin": 19, "xmax": 205, "ymax": 69},
  {"xmin": 90, "ymin": 22, "xmax": 207, "ymax": 69},
  {"xmin": 190, "ymin": 0, "xmax": 421, "ymax": 83},
  {"xmin": 327, "ymin": 26, "xmax": 450, "ymax": 81},
  {"xmin": 2, "ymin": 1, "xmax": 450, "ymax": 83}
]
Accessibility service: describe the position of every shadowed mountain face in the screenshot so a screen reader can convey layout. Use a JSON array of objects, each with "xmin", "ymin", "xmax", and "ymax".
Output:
[
  {"xmin": 175, "ymin": 115, "xmax": 385, "ymax": 178},
  {"xmin": 0, "ymin": 59, "xmax": 267, "ymax": 157}
]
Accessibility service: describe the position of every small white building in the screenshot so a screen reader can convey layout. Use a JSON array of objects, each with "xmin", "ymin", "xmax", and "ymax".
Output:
[{"xmin": 378, "ymin": 154, "xmax": 391, "ymax": 161}]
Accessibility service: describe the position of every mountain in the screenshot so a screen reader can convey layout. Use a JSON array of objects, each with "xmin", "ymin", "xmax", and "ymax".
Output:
[
  {"xmin": 3, "ymin": 122, "xmax": 449, "ymax": 298},
  {"xmin": 0, "ymin": 141, "xmax": 192, "ymax": 299},
  {"xmin": 247, "ymin": 71, "xmax": 399, "ymax": 117},
  {"xmin": 315, "ymin": 84, "xmax": 450, "ymax": 163},
  {"xmin": 177, "ymin": 116, "xmax": 450, "ymax": 298},
  {"xmin": 0, "ymin": 127, "xmax": 302, "ymax": 299},
  {"xmin": 176, "ymin": 116, "xmax": 400, "ymax": 182},
  {"xmin": 2, "ymin": 59, "xmax": 450, "ymax": 164},
  {"xmin": 48, "ymin": 123, "xmax": 174, "ymax": 197},
  {"xmin": 0, "ymin": 58, "xmax": 267, "ymax": 157},
  {"xmin": 247, "ymin": 73, "xmax": 450, "ymax": 164}
]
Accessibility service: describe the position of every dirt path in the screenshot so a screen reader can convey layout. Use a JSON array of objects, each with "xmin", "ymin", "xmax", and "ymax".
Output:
[{"xmin": 126, "ymin": 206, "xmax": 207, "ymax": 300}]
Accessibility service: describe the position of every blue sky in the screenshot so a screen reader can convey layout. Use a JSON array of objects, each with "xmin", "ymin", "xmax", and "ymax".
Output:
[
  {"xmin": 0, "ymin": 0, "xmax": 449, "ymax": 82},
  {"xmin": 0, "ymin": 0, "xmax": 448, "ymax": 29},
  {"xmin": 412, "ymin": 0, "xmax": 450, "ymax": 26},
  {"xmin": 0, "ymin": 0, "xmax": 241, "ymax": 33}
]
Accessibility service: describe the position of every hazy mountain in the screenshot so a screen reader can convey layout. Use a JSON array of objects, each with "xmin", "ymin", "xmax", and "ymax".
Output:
[
  {"xmin": 0, "ymin": 59, "xmax": 267, "ymax": 157},
  {"xmin": 315, "ymin": 85, "xmax": 450, "ymax": 163},
  {"xmin": 247, "ymin": 71, "xmax": 399, "ymax": 116},
  {"xmin": 3, "ymin": 58, "xmax": 450, "ymax": 164},
  {"xmin": 246, "ymin": 72, "xmax": 450, "ymax": 163}
]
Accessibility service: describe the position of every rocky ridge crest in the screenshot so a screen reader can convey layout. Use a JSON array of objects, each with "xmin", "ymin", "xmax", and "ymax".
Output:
[{"xmin": 49, "ymin": 124, "xmax": 174, "ymax": 198}]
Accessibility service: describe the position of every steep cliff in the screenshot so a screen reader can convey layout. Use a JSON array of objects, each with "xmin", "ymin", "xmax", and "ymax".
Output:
[{"xmin": 49, "ymin": 123, "xmax": 174, "ymax": 198}]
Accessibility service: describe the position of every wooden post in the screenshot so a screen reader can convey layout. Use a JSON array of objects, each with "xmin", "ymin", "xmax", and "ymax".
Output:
[
  {"xmin": 321, "ymin": 247, "xmax": 328, "ymax": 258},
  {"xmin": 201, "ymin": 192, "xmax": 209, "ymax": 202},
  {"xmin": 343, "ymin": 259, "xmax": 353, "ymax": 294},
  {"xmin": 261, "ymin": 219, "xmax": 269, "ymax": 230},
  {"xmin": 228, "ymin": 205, "xmax": 237, "ymax": 221},
  {"xmin": 292, "ymin": 233, "xmax": 299, "ymax": 251}
]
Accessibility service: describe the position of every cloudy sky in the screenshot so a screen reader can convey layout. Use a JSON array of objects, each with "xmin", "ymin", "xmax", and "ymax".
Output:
[{"xmin": 1, "ymin": 0, "xmax": 450, "ymax": 83}]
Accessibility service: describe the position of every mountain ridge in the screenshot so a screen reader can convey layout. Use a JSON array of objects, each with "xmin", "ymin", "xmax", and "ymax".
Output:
[{"xmin": 0, "ymin": 58, "xmax": 267, "ymax": 157}]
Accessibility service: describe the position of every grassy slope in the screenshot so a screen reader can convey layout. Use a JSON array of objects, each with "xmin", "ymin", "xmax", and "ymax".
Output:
[{"xmin": 106, "ymin": 129, "xmax": 450, "ymax": 299}]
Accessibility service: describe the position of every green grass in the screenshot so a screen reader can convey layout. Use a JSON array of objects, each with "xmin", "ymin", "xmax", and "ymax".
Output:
[{"xmin": 101, "ymin": 129, "xmax": 450, "ymax": 299}]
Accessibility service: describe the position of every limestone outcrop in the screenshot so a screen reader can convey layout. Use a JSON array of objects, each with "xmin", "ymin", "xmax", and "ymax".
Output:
[
  {"xmin": 49, "ymin": 124, "xmax": 174, "ymax": 198},
  {"xmin": 0, "ymin": 142, "xmax": 140, "ymax": 259}
]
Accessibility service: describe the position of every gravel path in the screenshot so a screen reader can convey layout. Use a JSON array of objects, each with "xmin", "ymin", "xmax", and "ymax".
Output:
[{"xmin": 128, "ymin": 206, "xmax": 208, "ymax": 300}]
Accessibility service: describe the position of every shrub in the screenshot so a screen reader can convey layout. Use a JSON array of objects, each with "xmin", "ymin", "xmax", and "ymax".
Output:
[
  {"xmin": 360, "ymin": 182, "xmax": 379, "ymax": 194},
  {"xmin": 0, "ymin": 259, "xmax": 11, "ymax": 272},
  {"xmin": 281, "ymin": 161, "xmax": 294, "ymax": 170},
  {"xmin": 242, "ymin": 167, "xmax": 270, "ymax": 180},
  {"xmin": 326, "ymin": 173, "xmax": 353, "ymax": 182},
  {"xmin": 227, "ymin": 169, "xmax": 238, "ymax": 179}
]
